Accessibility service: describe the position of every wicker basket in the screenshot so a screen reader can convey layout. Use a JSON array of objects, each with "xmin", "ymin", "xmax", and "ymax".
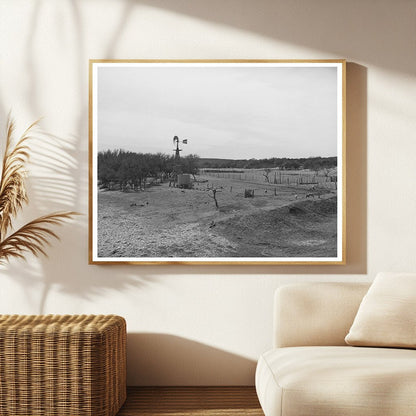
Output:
[{"xmin": 0, "ymin": 314, "xmax": 126, "ymax": 416}]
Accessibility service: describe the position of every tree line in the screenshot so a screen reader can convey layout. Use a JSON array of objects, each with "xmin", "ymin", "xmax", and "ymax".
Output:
[
  {"xmin": 98, "ymin": 149, "xmax": 199, "ymax": 189},
  {"xmin": 198, "ymin": 156, "xmax": 337, "ymax": 171}
]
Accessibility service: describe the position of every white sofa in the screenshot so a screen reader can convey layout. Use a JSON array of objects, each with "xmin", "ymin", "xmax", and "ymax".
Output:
[{"xmin": 255, "ymin": 282, "xmax": 416, "ymax": 416}]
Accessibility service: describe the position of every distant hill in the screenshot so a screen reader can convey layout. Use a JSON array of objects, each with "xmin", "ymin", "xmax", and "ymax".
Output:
[{"xmin": 197, "ymin": 156, "xmax": 337, "ymax": 171}]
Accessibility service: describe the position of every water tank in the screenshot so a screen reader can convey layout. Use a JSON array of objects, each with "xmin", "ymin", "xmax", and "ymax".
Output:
[{"xmin": 177, "ymin": 174, "xmax": 191, "ymax": 188}]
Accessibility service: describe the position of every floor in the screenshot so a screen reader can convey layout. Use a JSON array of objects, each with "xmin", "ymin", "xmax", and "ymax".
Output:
[{"xmin": 117, "ymin": 386, "xmax": 264, "ymax": 416}]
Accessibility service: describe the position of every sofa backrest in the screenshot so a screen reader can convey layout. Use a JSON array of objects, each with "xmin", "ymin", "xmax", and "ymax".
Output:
[{"xmin": 274, "ymin": 282, "xmax": 370, "ymax": 348}]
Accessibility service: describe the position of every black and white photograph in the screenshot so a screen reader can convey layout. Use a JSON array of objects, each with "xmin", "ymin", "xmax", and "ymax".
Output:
[{"xmin": 89, "ymin": 60, "xmax": 345, "ymax": 264}]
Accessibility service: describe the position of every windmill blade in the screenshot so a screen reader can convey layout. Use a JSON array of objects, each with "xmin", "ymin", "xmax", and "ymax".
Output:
[{"xmin": 173, "ymin": 135, "xmax": 178, "ymax": 144}]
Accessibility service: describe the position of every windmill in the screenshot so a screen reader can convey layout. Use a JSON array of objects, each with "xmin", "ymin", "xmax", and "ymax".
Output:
[{"xmin": 173, "ymin": 135, "xmax": 188, "ymax": 159}]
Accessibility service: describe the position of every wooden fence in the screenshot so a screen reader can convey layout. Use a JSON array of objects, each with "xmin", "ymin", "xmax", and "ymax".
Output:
[{"xmin": 199, "ymin": 169, "xmax": 337, "ymax": 189}]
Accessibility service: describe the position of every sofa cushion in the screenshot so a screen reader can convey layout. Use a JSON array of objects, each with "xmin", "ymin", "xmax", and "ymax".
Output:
[
  {"xmin": 256, "ymin": 346, "xmax": 416, "ymax": 416},
  {"xmin": 274, "ymin": 283, "xmax": 370, "ymax": 348},
  {"xmin": 345, "ymin": 272, "xmax": 416, "ymax": 348}
]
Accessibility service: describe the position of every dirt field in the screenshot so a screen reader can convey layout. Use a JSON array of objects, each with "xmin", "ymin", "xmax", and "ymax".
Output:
[{"xmin": 97, "ymin": 174, "xmax": 338, "ymax": 259}]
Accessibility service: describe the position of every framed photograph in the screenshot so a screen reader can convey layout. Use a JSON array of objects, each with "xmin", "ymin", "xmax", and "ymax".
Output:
[{"xmin": 89, "ymin": 60, "xmax": 346, "ymax": 265}]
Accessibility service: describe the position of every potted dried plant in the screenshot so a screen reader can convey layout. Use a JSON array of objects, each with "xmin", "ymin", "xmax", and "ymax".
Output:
[{"xmin": 0, "ymin": 117, "xmax": 77, "ymax": 263}]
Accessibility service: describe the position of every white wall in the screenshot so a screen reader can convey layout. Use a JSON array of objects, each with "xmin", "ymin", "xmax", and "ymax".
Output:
[{"xmin": 0, "ymin": 0, "xmax": 415, "ymax": 385}]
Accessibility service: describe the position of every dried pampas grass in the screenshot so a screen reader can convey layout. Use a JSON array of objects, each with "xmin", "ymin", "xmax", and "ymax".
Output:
[{"xmin": 0, "ymin": 116, "xmax": 78, "ymax": 264}]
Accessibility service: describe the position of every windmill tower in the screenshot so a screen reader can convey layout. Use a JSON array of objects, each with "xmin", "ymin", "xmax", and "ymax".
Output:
[{"xmin": 173, "ymin": 135, "xmax": 188, "ymax": 159}]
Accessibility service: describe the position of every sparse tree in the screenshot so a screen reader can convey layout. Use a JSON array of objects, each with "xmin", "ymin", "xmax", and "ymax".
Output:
[
  {"xmin": 262, "ymin": 168, "xmax": 271, "ymax": 183},
  {"xmin": 207, "ymin": 185, "xmax": 220, "ymax": 209}
]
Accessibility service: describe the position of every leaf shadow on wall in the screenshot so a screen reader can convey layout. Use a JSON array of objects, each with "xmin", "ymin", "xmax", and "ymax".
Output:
[
  {"xmin": 0, "ymin": 128, "xmax": 156, "ymax": 314},
  {"xmin": 135, "ymin": 0, "xmax": 413, "ymax": 76},
  {"xmin": 126, "ymin": 333, "xmax": 257, "ymax": 386}
]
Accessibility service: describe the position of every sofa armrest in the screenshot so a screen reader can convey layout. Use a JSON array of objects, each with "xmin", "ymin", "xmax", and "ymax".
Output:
[{"xmin": 274, "ymin": 282, "xmax": 370, "ymax": 348}]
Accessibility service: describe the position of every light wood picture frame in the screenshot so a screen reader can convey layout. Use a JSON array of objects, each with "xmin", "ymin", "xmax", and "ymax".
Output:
[{"xmin": 89, "ymin": 60, "xmax": 346, "ymax": 265}]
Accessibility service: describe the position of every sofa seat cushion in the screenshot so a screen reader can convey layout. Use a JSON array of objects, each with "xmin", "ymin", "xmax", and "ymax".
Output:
[{"xmin": 256, "ymin": 346, "xmax": 416, "ymax": 416}]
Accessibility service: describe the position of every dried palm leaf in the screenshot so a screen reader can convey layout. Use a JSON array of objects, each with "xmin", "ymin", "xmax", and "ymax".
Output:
[
  {"xmin": 0, "ymin": 117, "xmax": 38, "ymax": 238},
  {"xmin": 0, "ymin": 116, "xmax": 79, "ymax": 264},
  {"xmin": 0, "ymin": 212, "xmax": 78, "ymax": 264}
]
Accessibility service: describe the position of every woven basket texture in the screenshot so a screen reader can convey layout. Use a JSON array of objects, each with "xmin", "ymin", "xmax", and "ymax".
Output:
[{"xmin": 0, "ymin": 314, "xmax": 126, "ymax": 416}]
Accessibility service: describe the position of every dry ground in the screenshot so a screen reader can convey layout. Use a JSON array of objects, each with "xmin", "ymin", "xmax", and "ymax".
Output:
[{"xmin": 97, "ymin": 175, "xmax": 337, "ymax": 259}]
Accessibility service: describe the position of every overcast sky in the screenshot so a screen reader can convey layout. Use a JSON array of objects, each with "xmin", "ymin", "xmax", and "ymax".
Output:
[{"xmin": 96, "ymin": 64, "xmax": 339, "ymax": 159}]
